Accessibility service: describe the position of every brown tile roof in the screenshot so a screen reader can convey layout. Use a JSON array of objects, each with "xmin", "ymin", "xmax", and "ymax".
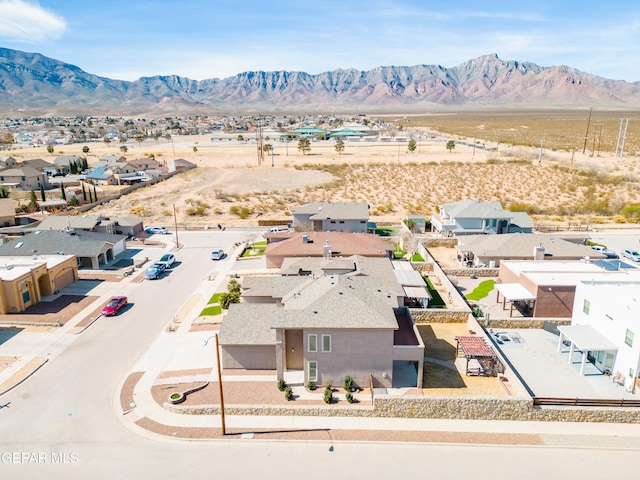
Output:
[{"xmin": 265, "ymin": 232, "xmax": 392, "ymax": 259}]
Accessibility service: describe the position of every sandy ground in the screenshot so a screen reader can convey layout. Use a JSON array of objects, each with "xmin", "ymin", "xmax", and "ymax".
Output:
[{"xmin": 8, "ymin": 132, "xmax": 639, "ymax": 228}]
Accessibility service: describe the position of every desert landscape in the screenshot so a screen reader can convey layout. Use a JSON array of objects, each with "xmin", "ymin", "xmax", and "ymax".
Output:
[{"xmin": 3, "ymin": 111, "xmax": 640, "ymax": 229}]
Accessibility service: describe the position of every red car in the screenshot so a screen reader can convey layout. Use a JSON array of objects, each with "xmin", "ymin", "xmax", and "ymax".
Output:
[{"xmin": 102, "ymin": 296, "xmax": 128, "ymax": 316}]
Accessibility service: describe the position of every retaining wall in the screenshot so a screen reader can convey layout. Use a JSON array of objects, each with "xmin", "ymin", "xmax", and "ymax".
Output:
[
  {"xmin": 167, "ymin": 396, "xmax": 640, "ymax": 423},
  {"xmin": 485, "ymin": 318, "xmax": 572, "ymax": 329},
  {"xmin": 411, "ymin": 309, "xmax": 471, "ymax": 323}
]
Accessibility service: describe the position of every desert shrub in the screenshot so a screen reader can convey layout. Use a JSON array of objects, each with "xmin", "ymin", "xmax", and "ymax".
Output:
[
  {"xmin": 621, "ymin": 204, "xmax": 640, "ymax": 222},
  {"xmin": 284, "ymin": 386, "xmax": 293, "ymax": 401},
  {"xmin": 129, "ymin": 206, "xmax": 149, "ymax": 216},
  {"xmin": 343, "ymin": 376, "xmax": 353, "ymax": 392},
  {"xmin": 345, "ymin": 392, "xmax": 353, "ymax": 404},
  {"xmin": 323, "ymin": 386, "xmax": 334, "ymax": 404},
  {"xmin": 306, "ymin": 381, "xmax": 316, "ymax": 391},
  {"xmin": 278, "ymin": 379, "xmax": 287, "ymax": 392}
]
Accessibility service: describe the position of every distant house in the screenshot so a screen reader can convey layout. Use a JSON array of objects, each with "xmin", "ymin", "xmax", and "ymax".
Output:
[
  {"xmin": 0, "ymin": 198, "xmax": 16, "ymax": 227},
  {"xmin": 167, "ymin": 158, "xmax": 195, "ymax": 172},
  {"xmin": 0, "ymin": 155, "xmax": 18, "ymax": 168},
  {"xmin": 0, "ymin": 166, "xmax": 47, "ymax": 190},
  {"xmin": 0, "ymin": 255, "xmax": 78, "ymax": 314},
  {"xmin": 0, "ymin": 230, "xmax": 127, "ymax": 269},
  {"xmin": 126, "ymin": 157, "xmax": 165, "ymax": 172},
  {"xmin": 431, "ymin": 199, "xmax": 533, "ymax": 236},
  {"xmin": 35, "ymin": 214, "xmax": 144, "ymax": 237},
  {"xmin": 98, "ymin": 154, "xmax": 126, "ymax": 164},
  {"xmin": 54, "ymin": 154, "xmax": 84, "ymax": 174},
  {"xmin": 86, "ymin": 163, "xmax": 140, "ymax": 186},
  {"xmin": 264, "ymin": 231, "xmax": 392, "ymax": 268},
  {"xmin": 561, "ymin": 280, "xmax": 640, "ymax": 390},
  {"xmin": 456, "ymin": 233, "xmax": 597, "ymax": 268},
  {"xmin": 219, "ymin": 258, "xmax": 424, "ymax": 389},
  {"xmin": 18, "ymin": 158, "xmax": 54, "ymax": 172},
  {"xmin": 292, "ymin": 202, "xmax": 369, "ymax": 233}
]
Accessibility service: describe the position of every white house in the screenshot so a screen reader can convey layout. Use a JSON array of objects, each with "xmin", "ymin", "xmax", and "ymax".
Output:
[{"xmin": 559, "ymin": 280, "xmax": 640, "ymax": 392}]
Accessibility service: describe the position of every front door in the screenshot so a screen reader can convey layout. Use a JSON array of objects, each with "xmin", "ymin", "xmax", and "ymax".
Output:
[{"xmin": 285, "ymin": 330, "xmax": 303, "ymax": 370}]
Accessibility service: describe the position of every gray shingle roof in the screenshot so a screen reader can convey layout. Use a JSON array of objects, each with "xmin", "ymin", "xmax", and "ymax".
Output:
[
  {"xmin": 292, "ymin": 202, "xmax": 369, "ymax": 220},
  {"xmin": 457, "ymin": 233, "xmax": 598, "ymax": 259},
  {"xmin": 219, "ymin": 303, "xmax": 279, "ymax": 345},
  {"xmin": 0, "ymin": 230, "xmax": 126, "ymax": 257}
]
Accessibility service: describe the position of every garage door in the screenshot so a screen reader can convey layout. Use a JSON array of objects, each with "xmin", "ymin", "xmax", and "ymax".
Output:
[{"xmin": 54, "ymin": 270, "xmax": 75, "ymax": 291}]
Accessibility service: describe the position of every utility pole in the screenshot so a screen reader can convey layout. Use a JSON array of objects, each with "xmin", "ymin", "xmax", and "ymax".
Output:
[
  {"xmin": 215, "ymin": 334, "xmax": 226, "ymax": 435},
  {"xmin": 173, "ymin": 204, "xmax": 179, "ymax": 248},
  {"xmin": 256, "ymin": 118, "xmax": 264, "ymax": 166},
  {"xmin": 618, "ymin": 118, "xmax": 629, "ymax": 160},
  {"xmin": 582, "ymin": 108, "xmax": 592, "ymax": 155}
]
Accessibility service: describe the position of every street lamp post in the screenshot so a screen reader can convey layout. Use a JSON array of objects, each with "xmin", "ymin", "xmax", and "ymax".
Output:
[
  {"xmin": 270, "ymin": 146, "xmax": 275, "ymax": 167},
  {"xmin": 204, "ymin": 334, "xmax": 226, "ymax": 435}
]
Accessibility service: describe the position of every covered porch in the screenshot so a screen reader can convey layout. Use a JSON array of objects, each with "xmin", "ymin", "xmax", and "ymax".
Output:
[
  {"xmin": 557, "ymin": 325, "xmax": 618, "ymax": 377},
  {"xmin": 495, "ymin": 283, "xmax": 536, "ymax": 317}
]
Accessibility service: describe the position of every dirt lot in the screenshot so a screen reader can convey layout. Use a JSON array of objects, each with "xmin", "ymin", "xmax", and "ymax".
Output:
[{"xmin": 6, "ymin": 130, "xmax": 640, "ymax": 230}]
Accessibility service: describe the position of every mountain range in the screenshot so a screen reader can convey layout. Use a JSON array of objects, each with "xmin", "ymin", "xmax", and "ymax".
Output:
[{"xmin": 1, "ymin": 47, "xmax": 639, "ymax": 115}]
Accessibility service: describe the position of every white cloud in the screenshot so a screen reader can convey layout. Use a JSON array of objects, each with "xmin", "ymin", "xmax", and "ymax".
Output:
[{"xmin": 0, "ymin": 0, "xmax": 66, "ymax": 43}]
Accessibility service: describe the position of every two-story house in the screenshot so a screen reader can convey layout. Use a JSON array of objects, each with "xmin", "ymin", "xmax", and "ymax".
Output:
[
  {"xmin": 559, "ymin": 281, "xmax": 640, "ymax": 392},
  {"xmin": 431, "ymin": 199, "xmax": 533, "ymax": 236},
  {"xmin": 219, "ymin": 257, "xmax": 424, "ymax": 389},
  {"xmin": 292, "ymin": 202, "xmax": 369, "ymax": 233}
]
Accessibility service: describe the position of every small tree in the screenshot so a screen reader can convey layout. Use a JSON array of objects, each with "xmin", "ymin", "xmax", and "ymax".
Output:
[
  {"xmin": 39, "ymin": 184, "xmax": 46, "ymax": 202},
  {"xmin": 93, "ymin": 185, "xmax": 98, "ymax": 202},
  {"xmin": 60, "ymin": 183, "xmax": 66, "ymax": 201},
  {"xmin": 81, "ymin": 183, "xmax": 87, "ymax": 202},
  {"xmin": 297, "ymin": 138, "xmax": 311, "ymax": 155},
  {"xmin": 29, "ymin": 190, "xmax": 37, "ymax": 211},
  {"xmin": 334, "ymin": 139, "xmax": 345, "ymax": 155},
  {"xmin": 135, "ymin": 135, "xmax": 145, "ymax": 147},
  {"xmin": 120, "ymin": 145, "xmax": 128, "ymax": 154},
  {"xmin": 82, "ymin": 157, "xmax": 88, "ymax": 171},
  {"xmin": 192, "ymin": 146, "xmax": 197, "ymax": 153},
  {"xmin": 407, "ymin": 139, "xmax": 417, "ymax": 153},
  {"xmin": 82, "ymin": 145, "xmax": 90, "ymax": 154},
  {"xmin": 446, "ymin": 140, "xmax": 455, "ymax": 153},
  {"xmin": 47, "ymin": 144, "xmax": 54, "ymax": 154},
  {"xmin": 237, "ymin": 134, "xmax": 244, "ymax": 142},
  {"xmin": 103, "ymin": 136, "xmax": 111, "ymax": 144}
]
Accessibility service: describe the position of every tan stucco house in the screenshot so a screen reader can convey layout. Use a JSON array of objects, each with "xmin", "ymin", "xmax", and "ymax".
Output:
[{"xmin": 0, "ymin": 255, "xmax": 78, "ymax": 314}]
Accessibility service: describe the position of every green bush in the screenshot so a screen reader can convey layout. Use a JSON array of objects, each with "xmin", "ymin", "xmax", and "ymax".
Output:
[
  {"xmin": 306, "ymin": 381, "xmax": 316, "ymax": 391},
  {"xmin": 278, "ymin": 379, "xmax": 287, "ymax": 392},
  {"xmin": 343, "ymin": 376, "xmax": 353, "ymax": 392},
  {"xmin": 284, "ymin": 386, "xmax": 293, "ymax": 401},
  {"xmin": 323, "ymin": 386, "xmax": 334, "ymax": 404},
  {"xmin": 345, "ymin": 392, "xmax": 353, "ymax": 404}
]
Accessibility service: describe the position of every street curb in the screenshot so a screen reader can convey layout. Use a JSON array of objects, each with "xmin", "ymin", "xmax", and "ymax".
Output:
[
  {"xmin": 73, "ymin": 314, "xmax": 102, "ymax": 335},
  {"xmin": 0, "ymin": 357, "xmax": 48, "ymax": 397}
]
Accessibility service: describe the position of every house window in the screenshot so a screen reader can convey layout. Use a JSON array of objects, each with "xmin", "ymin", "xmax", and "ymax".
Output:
[
  {"xmin": 330, "ymin": 220, "xmax": 336, "ymax": 224},
  {"xmin": 339, "ymin": 221, "xmax": 345, "ymax": 224},
  {"xmin": 308, "ymin": 334, "xmax": 317, "ymax": 352},
  {"xmin": 625, "ymin": 329, "xmax": 634, "ymax": 347},
  {"xmin": 583, "ymin": 299, "xmax": 590, "ymax": 315},
  {"xmin": 308, "ymin": 361, "xmax": 318, "ymax": 382},
  {"xmin": 322, "ymin": 334, "xmax": 331, "ymax": 352}
]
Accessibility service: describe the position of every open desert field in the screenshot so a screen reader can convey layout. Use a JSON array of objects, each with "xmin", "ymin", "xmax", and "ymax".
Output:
[{"xmin": 4, "ymin": 112, "xmax": 640, "ymax": 229}]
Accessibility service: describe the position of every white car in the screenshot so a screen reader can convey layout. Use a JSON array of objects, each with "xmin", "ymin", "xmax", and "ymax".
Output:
[
  {"xmin": 145, "ymin": 226, "xmax": 170, "ymax": 235},
  {"xmin": 159, "ymin": 253, "xmax": 175, "ymax": 267},
  {"xmin": 211, "ymin": 248, "xmax": 224, "ymax": 261},
  {"xmin": 622, "ymin": 249, "xmax": 640, "ymax": 262}
]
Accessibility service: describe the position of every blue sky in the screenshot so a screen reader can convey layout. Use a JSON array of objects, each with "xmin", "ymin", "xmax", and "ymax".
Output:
[{"xmin": 1, "ymin": 0, "xmax": 639, "ymax": 82}]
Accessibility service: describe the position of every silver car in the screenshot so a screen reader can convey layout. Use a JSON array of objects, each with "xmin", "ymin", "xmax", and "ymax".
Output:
[{"xmin": 622, "ymin": 249, "xmax": 640, "ymax": 262}]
